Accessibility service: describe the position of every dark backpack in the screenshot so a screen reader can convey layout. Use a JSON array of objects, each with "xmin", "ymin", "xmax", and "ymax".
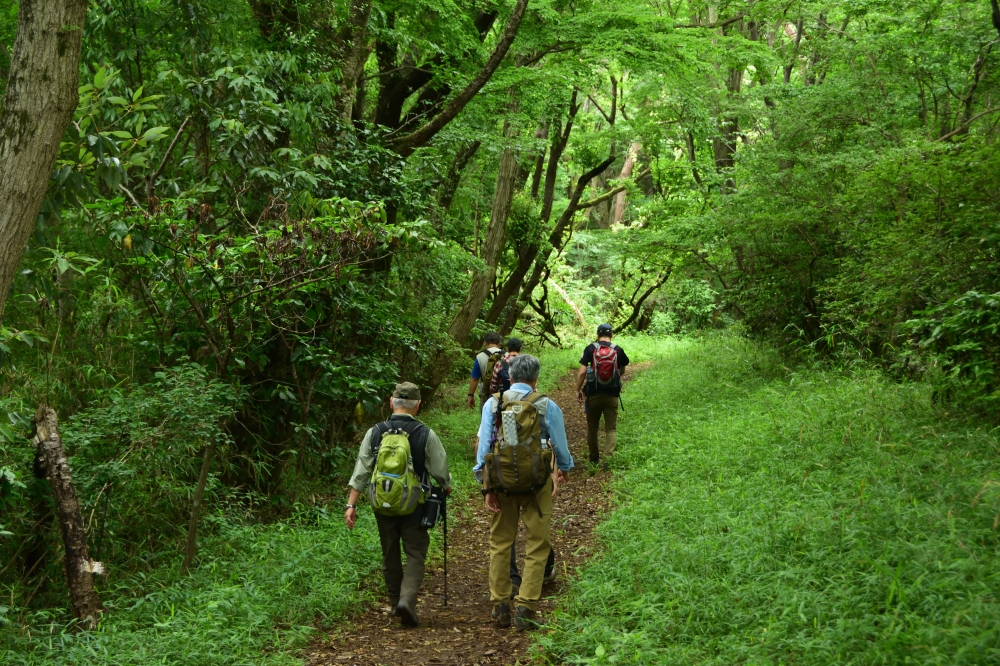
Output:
[{"xmin": 489, "ymin": 356, "xmax": 512, "ymax": 394}]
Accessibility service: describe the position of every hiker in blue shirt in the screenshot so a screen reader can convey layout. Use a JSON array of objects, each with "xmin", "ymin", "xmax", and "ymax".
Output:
[
  {"xmin": 466, "ymin": 332, "xmax": 504, "ymax": 410},
  {"xmin": 474, "ymin": 354, "xmax": 574, "ymax": 630}
]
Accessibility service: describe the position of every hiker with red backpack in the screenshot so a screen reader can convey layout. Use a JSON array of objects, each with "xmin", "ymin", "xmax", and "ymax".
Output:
[
  {"xmin": 344, "ymin": 382, "xmax": 453, "ymax": 627},
  {"xmin": 467, "ymin": 332, "xmax": 504, "ymax": 410},
  {"xmin": 576, "ymin": 323, "xmax": 630, "ymax": 467},
  {"xmin": 475, "ymin": 354, "xmax": 574, "ymax": 630}
]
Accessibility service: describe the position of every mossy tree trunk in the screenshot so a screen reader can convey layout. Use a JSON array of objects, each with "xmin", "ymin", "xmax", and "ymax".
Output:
[{"xmin": 0, "ymin": 0, "xmax": 88, "ymax": 322}]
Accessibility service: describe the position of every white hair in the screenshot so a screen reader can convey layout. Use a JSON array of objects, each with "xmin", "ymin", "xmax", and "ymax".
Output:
[
  {"xmin": 508, "ymin": 354, "xmax": 540, "ymax": 384},
  {"xmin": 391, "ymin": 397, "xmax": 419, "ymax": 410}
]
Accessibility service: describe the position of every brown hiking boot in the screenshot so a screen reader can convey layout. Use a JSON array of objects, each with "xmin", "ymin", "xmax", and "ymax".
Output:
[
  {"xmin": 514, "ymin": 605, "xmax": 541, "ymax": 631},
  {"xmin": 491, "ymin": 601, "xmax": 511, "ymax": 628}
]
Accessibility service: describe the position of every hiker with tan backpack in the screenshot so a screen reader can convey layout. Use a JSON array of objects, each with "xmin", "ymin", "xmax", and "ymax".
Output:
[
  {"xmin": 466, "ymin": 332, "xmax": 504, "ymax": 410},
  {"xmin": 344, "ymin": 382, "xmax": 452, "ymax": 626},
  {"xmin": 474, "ymin": 354, "xmax": 574, "ymax": 630}
]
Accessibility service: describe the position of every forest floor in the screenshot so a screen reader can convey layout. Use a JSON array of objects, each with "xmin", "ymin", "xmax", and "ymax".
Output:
[{"xmin": 304, "ymin": 364, "xmax": 647, "ymax": 666}]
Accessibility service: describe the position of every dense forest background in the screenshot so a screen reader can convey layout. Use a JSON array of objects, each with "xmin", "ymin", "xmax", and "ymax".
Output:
[{"xmin": 1, "ymin": 0, "xmax": 999, "ymax": 650}]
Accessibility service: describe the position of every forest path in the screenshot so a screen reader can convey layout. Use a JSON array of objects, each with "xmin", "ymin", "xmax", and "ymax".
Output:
[{"xmin": 306, "ymin": 365, "xmax": 645, "ymax": 666}]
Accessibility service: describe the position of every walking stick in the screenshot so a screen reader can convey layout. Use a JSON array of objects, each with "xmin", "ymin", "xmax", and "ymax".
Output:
[{"xmin": 442, "ymin": 494, "xmax": 449, "ymax": 606}]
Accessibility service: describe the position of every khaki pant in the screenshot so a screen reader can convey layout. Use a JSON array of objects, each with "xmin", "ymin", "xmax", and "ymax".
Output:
[
  {"xmin": 375, "ymin": 512, "xmax": 429, "ymax": 609},
  {"xmin": 586, "ymin": 393, "xmax": 619, "ymax": 462},
  {"xmin": 488, "ymin": 480, "xmax": 552, "ymax": 611}
]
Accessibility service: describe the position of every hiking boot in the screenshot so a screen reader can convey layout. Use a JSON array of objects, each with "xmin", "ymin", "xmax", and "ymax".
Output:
[
  {"xmin": 387, "ymin": 597, "xmax": 400, "ymax": 615},
  {"xmin": 491, "ymin": 601, "xmax": 512, "ymax": 628},
  {"xmin": 513, "ymin": 605, "xmax": 541, "ymax": 631},
  {"xmin": 543, "ymin": 567, "xmax": 557, "ymax": 584},
  {"xmin": 396, "ymin": 599, "xmax": 419, "ymax": 626}
]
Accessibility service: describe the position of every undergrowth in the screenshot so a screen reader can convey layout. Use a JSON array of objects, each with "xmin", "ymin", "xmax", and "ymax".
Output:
[{"xmin": 538, "ymin": 334, "xmax": 1000, "ymax": 664}]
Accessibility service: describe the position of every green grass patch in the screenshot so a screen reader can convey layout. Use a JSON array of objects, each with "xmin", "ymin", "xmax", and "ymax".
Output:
[{"xmin": 538, "ymin": 335, "xmax": 1000, "ymax": 664}]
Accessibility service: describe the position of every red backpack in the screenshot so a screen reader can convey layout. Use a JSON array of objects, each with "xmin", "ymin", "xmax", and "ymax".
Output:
[{"xmin": 592, "ymin": 343, "xmax": 620, "ymax": 388}]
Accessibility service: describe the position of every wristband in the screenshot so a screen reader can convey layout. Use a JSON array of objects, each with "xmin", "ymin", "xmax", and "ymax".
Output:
[
  {"xmin": 345, "ymin": 503, "xmax": 357, "ymax": 510},
  {"xmin": 468, "ymin": 394, "xmax": 475, "ymax": 397},
  {"xmin": 480, "ymin": 487, "xmax": 492, "ymax": 496}
]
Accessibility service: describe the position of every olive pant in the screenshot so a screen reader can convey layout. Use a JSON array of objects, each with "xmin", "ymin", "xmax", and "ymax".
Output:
[
  {"xmin": 375, "ymin": 512, "xmax": 429, "ymax": 609},
  {"xmin": 489, "ymin": 481, "xmax": 553, "ymax": 611},
  {"xmin": 586, "ymin": 393, "xmax": 619, "ymax": 462}
]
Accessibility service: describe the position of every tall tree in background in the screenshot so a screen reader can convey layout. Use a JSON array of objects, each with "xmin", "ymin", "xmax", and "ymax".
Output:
[{"xmin": 0, "ymin": 0, "xmax": 88, "ymax": 322}]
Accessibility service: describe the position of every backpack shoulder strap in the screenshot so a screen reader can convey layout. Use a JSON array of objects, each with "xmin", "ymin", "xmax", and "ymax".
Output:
[
  {"xmin": 370, "ymin": 421, "xmax": 389, "ymax": 457},
  {"xmin": 526, "ymin": 393, "xmax": 550, "ymax": 440}
]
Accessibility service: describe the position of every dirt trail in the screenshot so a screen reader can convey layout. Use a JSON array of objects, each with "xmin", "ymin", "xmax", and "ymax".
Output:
[{"xmin": 306, "ymin": 365, "xmax": 642, "ymax": 666}]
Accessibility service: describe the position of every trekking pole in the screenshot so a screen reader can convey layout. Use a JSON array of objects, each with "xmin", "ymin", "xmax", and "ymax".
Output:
[{"xmin": 442, "ymin": 494, "xmax": 449, "ymax": 606}]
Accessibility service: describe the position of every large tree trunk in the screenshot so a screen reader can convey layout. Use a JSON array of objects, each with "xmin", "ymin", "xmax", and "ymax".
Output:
[
  {"xmin": 447, "ymin": 144, "xmax": 519, "ymax": 345},
  {"xmin": 485, "ymin": 95, "xmax": 579, "ymax": 324},
  {"xmin": 0, "ymin": 0, "xmax": 88, "ymax": 322},
  {"xmin": 333, "ymin": 0, "xmax": 374, "ymax": 123},
  {"xmin": 611, "ymin": 142, "xmax": 640, "ymax": 226},
  {"xmin": 34, "ymin": 406, "xmax": 102, "ymax": 629}
]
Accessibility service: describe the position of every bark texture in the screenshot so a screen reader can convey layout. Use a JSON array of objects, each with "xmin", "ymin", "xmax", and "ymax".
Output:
[
  {"xmin": 33, "ymin": 406, "xmax": 102, "ymax": 629},
  {"xmin": 334, "ymin": 0, "xmax": 374, "ymax": 123},
  {"xmin": 0, "ymin": 0, "xmax": 89, "ymax": 322}
]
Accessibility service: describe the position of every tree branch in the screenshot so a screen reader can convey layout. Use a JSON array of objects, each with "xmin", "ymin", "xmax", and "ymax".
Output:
[
  {"xmin": 388, "ymin": 0, "xmax": 529, "ymax": 156},
  {"xmin": 146, "ymin": 116, "xmax": 191, "ymax": 203}
]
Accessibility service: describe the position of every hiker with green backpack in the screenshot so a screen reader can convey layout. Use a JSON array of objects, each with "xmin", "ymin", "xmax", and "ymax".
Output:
[
  {"xmin": 344, "ymin": 382, "xmax": 452, "ymax": 626},
  {"xmin": 474, "ymin": 354, "xmax": 574, "ymax": 630}
]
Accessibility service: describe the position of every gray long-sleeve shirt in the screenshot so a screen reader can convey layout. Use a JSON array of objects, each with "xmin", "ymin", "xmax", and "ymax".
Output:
[{"xmin": 348, "ymin": 414, "xmax": 452, "ymax": 492}]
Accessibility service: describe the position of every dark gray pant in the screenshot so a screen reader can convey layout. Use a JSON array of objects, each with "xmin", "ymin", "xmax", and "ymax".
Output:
[
  {"xmin": 509, "ymin": 542, "xmax": 555, "ymax": 586},
  {"xmin": 375, "ymin": 512, "xmax": 429, "ymax": 608}
]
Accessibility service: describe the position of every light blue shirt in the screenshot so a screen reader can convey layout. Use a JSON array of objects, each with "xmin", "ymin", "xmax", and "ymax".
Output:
[{"xmin": 473, "ymin": 383, "xmax": 574, "ymax": 476}]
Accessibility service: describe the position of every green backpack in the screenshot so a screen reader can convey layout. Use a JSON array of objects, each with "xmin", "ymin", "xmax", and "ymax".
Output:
[
  {"xmin": 484, "ymin": 391, "xmax": 553, "ymax": 495},
  {"xmin": 366, "ymin": 428, "xmax": 424, "ymax": 516}
]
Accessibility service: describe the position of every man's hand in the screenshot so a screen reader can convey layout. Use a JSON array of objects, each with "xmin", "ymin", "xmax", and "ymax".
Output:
[
  {"xmin": 344, "ymin": 507, "xmax": 358, "ymax": 530},
  {"xmin": 484, "ymin": 490, "xmax": 501, "ymax": 513},
  {"xmin": 466, "ymin": 395, "xmax": 476, "ymax": 409},
  {"xmin": 556, "ymin": 469, "xmax": 567, "ymax": 484},
  {"xmin": 445, "ymin": 486, "xmax": 454, "ymax": 496},
  {"xmin": 576, "ymin": 390, "xmax": 586, "ymax": 405}
]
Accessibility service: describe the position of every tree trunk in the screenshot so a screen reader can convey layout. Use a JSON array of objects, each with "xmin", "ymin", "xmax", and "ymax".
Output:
[
  {"xmin": 611, "ymin": 142, "xmax": 640, "ymax": 225},
  {"xmin": 447, "ymin": 145, "xmax": 518, "ymax": 345},
  {"xmin": 423, "ymin": 142, "xmax": 520, "ymax": 401},
  {"xmin": 33, "ymin": 406, "xmax": 102, "ymax": 629},
  {"xmin": 182, "ymin": 444, "xmax": 214, "ymax": 574},
  {"xmin": 334, "ymin": 0, "xmax": 373, "ymax": 123},
  {"xmin": 502, "ymin": 154, "xmax": 616, "ymax": 334},
  {"xmin": 0, "ymin": 0, "xmax": 88, "ymax": 322}
]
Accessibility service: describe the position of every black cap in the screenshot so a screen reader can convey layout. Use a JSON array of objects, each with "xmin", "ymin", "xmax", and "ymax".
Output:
[{"xmin": 597, "ymin": 323, "xmax": 613, "ymax": 336}]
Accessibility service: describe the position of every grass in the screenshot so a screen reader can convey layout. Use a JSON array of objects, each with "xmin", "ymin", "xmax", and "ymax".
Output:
[
  {"xmin": 537, "ymin": 334, "xmax": 1000, "ymax": 665},
  {"xmin": 0, "ymin": 377, "xmax": 489, "ymax": 666}
]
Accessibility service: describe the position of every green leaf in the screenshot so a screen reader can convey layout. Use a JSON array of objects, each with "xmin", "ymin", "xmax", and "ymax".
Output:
[
  {"xmin": 108, "ymin": 96, "xmax": 129, "ymax": 106},
  {"xmin": 141, "ymin": 127, "xmax": 170, "ymax": 143}
]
